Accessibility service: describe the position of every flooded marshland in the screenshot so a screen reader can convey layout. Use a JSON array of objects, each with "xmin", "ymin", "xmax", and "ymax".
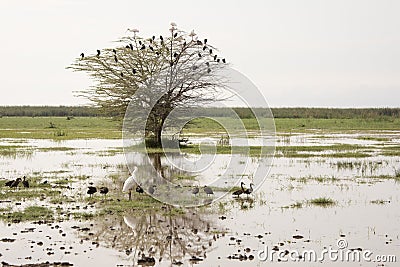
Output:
[{"xmin": 0, "ymin": 132, "xmax": 399, "ymax": 266}]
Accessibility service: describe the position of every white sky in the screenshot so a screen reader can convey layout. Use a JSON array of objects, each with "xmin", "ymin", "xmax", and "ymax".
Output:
[{"xmin": 0, "ymin": 0, "xmax": 399, "ymax": 107}]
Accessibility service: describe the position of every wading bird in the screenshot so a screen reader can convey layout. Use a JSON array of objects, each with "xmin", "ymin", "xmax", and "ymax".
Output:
[
  {"xmin": 136, "ymin": 185, "xmax": 144, "ymax": 194},
  {"xmin": 232, "ymin": 182, "xmax": 245, "ymax": 197},
  {"xmin": 99, "ymin": 186, "xmax": 109, "ymax": 199},
  {"xmin": 10, "ymin": 178, "xmax": 22, "ymax": 188},
  {"xmin": 123, "ymin": 166, "xmax": 138, "ymax": 200},
  {"xmin": 87, "ymin": 186, "xmax": 97, "ymax": 197},
  {"xmin": 203, "ymin": 186, "xmax": 214, "ymax": 197},
  {"xmin": 244, "ymin": 183, "xmax": 254, "ymax": 198},
  {"xmin": 22, "ymin": 176, "xmax": 29, "ymax": 188},
  {"xmin": 192, "ymin": 186, "xmax": 199, "ymax": 196},
  {"xmin": 148, "ymin": 185, "xmax": 156, "ymax": 195}
]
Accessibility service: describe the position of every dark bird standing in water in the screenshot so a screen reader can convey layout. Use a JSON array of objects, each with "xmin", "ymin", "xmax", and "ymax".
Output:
[
  {"xmin": 232, "ymin": 182, "xmax": 245, "ymax": 197},
  {"xmin": 99, "ymin": 187, "xmax": 109, "ymax": 199},
  {"xmin": 244, "ymin": 183, "xmax": 254, "ymax": 197},
  {"xmin": 192, "ymin": 186, "xmax": 199, "ymax": 196},
  {"xmin": 87, "ymin": 186, "xmax": 97, "ymax": 197},
  {"xmin": 203, "ymin": 186, "xmax": 214, "ymax": 196},
  {"xmin": 148, "ymin": 185, "xmax": 156, "ymax": 195},
  {"xmin": 10, "ymin": 178, "xmax": 22, "ymax": 188},
  {"xmin": 136, "ymin": 185, "xmax": 144, "ymax": 194},
  {"xmin": 22, "ymin": 176, "xmax": 29, "ymax": 188}
]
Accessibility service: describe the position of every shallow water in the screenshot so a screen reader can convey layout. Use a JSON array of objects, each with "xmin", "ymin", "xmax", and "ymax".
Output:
[{"xmin": 0, "ymin": 133, "xmax": 399, "ymax": 266}]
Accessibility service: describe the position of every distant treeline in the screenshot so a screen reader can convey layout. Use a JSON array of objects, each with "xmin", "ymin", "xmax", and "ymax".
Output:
[{"xmin": 0, "ymin": 106, "xmax": 399, "ymax": 119}]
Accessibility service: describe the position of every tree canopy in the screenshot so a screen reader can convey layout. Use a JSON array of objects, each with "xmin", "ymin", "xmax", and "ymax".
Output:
[{"xmin": 68, "ymin": 23, "xmax": 229, "ymax": 145}]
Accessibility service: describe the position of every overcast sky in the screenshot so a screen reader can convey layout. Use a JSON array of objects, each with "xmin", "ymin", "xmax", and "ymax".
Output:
[{"xmin": 0, "ymin": 0, "xmax": 399, "ymax": 107}]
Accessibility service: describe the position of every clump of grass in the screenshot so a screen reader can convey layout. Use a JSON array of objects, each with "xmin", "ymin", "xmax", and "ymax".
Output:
[
  {"xmin": 290, "ymin": 201, "xmax": 303, "ymax": 208},
  {"xmin": 308, "ymin": 197, "xmax": 336, "ymax": 207},
  {"xmin": 0, "ymin": 206, "xmax": 53, "ymax": 222}
]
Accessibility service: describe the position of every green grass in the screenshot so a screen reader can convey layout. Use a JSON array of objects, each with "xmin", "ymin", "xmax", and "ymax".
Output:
[
  {"xmin": 0, "ymin": 117, "xmax": 120, "ymax": 139},
  {"xmin": 308, "ymin": 197, "xmax": 336, "ymax": 207},
  {"xmin": 1, "ymin": 117, "xmax": 400, "ymax": 139},
  {"xmin": 0, "ymin": 206, "xmax": 54, "ymax": 222}
]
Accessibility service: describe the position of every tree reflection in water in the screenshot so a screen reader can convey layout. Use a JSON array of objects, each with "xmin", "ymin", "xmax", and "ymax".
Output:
[{"xmin": 76, "ymin": 206, "xmax": 224, "ymax": 266}]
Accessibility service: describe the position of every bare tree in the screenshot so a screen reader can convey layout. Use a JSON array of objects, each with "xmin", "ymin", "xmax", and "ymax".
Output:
[{"xmin": 68, "ymin": 23, "xmax": 229, "ymax": 147}]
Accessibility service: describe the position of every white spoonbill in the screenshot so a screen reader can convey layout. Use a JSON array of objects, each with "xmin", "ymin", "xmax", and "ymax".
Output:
[{"xmin": 123, "ymin": 166, "xmax": 138, "ymax": 200}]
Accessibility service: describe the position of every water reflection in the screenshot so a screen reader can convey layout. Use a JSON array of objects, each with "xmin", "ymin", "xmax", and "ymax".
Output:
[{"xmin": 78, "ymin": 207, "xmax": 223, "ymax": 266}]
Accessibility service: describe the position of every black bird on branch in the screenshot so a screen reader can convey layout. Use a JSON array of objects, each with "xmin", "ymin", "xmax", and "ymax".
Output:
[
  {"xmin": 132, "ymin": 68, "xmax": 137, "ymax": 74},
  {"xmin": 173, "ymin": 32, "xmax": 178, "ymax": 38},
  {"xmin": 209, "ymin": 49, "xmax": 213, "ymax": 54},
  {"xmin": 96, "ymin": 50, "xmax": 100, "ymax": 57},
  {"xmin": 112, "ymin": 49, "xmax": 117, "ymax": 54},
  {"xmin": 203, "ymin": 46, "xmax": 207, "ymax": 51},
  {"xmin": 198, "ymin": 53, "xmax": 202, "ymax": 58},
  {"xmin": 204, "ymin": 38, "xmax": 207, "ymax": 44},
  {"xmin": 160, "ymin": 35, "xmax": 163, "ymax": 41},
  {"xmin": 213, "ymin": 55, "xmax": 217, "ymax": 61},
  {"xmin": 149, "ymin": 46, "xmax": 154, "ymax": 51},
  {"xmin": 120, "ymin": 72, "xmax": 124, "ymax": 77},
  {"xmin": 114, "ymin": 55, "xmax": 118, "ymax": 63},
  {"xmin": 196, "ymin": 40, "xmax": 202, "ymax": 45},
  {"xmin": 222, "ymin": 58, "xmax": 226, "ymax": 63},
  {"xmin": 141, "ymin": 45, "xmax": 146, "ymax": 50},
  {"xmin": 129, "ymin": 43, "xmax": 133, "ymax": 50},
  {"xmin": 139, "ymin": 40, "xmax": 142, "ymax": 45},
  {"xmin": 80, "ymin": 53, "xmax": 84, "ymax": 59}
]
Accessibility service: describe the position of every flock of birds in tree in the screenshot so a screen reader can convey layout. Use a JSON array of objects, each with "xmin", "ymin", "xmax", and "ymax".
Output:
[
  {"xmin": 79, "ymin": 31, "xmax": 227, "ymax": 78},
  {"xmin": 2, "ymin": 169, "xmax": 254, "ymax": 201}
]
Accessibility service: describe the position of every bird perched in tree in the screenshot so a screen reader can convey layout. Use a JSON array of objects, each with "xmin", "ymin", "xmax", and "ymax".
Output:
[
  {"xmin": 132, "ymin": 68, "xmax": 137, "ymax": 74},
  {"xmin": 99, "ymin": 187, "xmax": 109, "ymax": 199},
  {"xmin": 80, "ymin": 53, "xmax": 84, "ymax": 59},
  {"xmin": 217, "ymin": 59, "xmax": 220, "ymax": 63},
  {"xmin": 148, "ymin": 185, "xmax": 156, "ymax": 195},
  {"xmin": 244, "ymin": 183, "xmax": 254, "ymax": 197},
  {"xmin": 198, "ymin": 53, "xmax": 202, "ymax": 58},
  {"xmin": 209, "ymin": 49, "xmax": 212, "ymax": 54},
  {"xmin": 112, "ymin": 49, "xmax": 117, "ymax": 54},
  {"xmin": 149, "ymin": 46, "xmax": 154, "ymax": 51},
  {"xmin": 160, "ymin": 35, "xmax": 164, "ymax": 41},
  {"xmin": 22, "ymin": 176, "xmax": 29, "ymax": 188},
  {"xmin": 222, "ymin": 58, "xmax": 226, "ymax": 63},
  {"xmin": 203, "ymin": 186, "xmax": 214, "ymax": 196},
  {"xmin": 114, "ymin": 55, "xmax": 118, "ymax": 63},
  {"xmin": 123, "ymin": 166, "xmax": 138, "ymax": 200},
  {"xmin": 96, "ymin": 50, "xmax": 100, "ymax": 57},
  {"xmin": 139, "ymin": 40, "xmax": 142, "ymax": 45},
  {"xmin": 192, "ymin": 186, "xmax": 199, "ymax": 196},
  {"xmin": 120, "ymin": 72, "xmax": 124, "ymax": 77},
  {"xmin": 203, "ymin": 46, "xmax": 207, "ymax": 51},
  {"xmin": 141, "ymin": 45, "xmax": 146, "ymax": 50},
  {"xmin": 213, "ymin": 55, "xmax": 217, "ymax": 61},
  {"xmin": 173, "ymin": 32, "xmax": 178, "ymax": 38},
  {"xmin": 196, "ymin": 40, "xmax": 203, "ymax": 45},
  {"xmin": 232, "ymin": 182, "xmax": 245, "ymax": 197},
  {"xmin": 129, "ymin": 43, "xmax": 133, "ymax": 50},
  {"xmin": 87, "ymin": 186, "xmax": 97, "ymax": 197}
]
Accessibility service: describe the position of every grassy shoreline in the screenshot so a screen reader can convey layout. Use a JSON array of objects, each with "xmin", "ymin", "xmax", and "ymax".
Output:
[{"xmin": 0, "ymin": 116, "xmax": 399, "ymax": 139}]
